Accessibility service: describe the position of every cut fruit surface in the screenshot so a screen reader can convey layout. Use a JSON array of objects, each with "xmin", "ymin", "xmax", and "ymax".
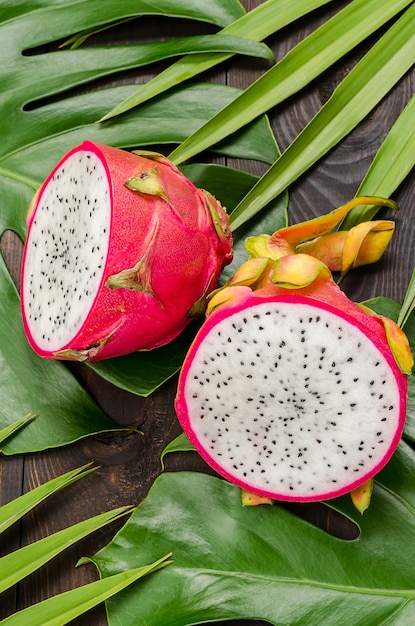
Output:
[
  {"xmin": 22, "ymin": 149, "xmax": 111, "ymax": 352},
  {"xmin": 175, "ymin": 294, "xmax": 407, "ymax": 501},
  {"xmin": 20, "ymin": 141, "xmax": 232, "ymax": 361}
]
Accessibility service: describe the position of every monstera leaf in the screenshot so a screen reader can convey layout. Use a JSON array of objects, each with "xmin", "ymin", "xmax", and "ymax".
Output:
[
  {"xmin": 0, "ymin": 1, "xmax": 281, "ymax": 453},
  {"xmin": 90, "ymin": 440, "xmax": 415, "ymax": 625}
]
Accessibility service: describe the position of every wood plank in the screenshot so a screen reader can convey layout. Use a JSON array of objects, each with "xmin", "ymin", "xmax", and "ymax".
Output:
[{"xmin": 0, "ymin": 0, "xmax": 414, "ymax": 623}]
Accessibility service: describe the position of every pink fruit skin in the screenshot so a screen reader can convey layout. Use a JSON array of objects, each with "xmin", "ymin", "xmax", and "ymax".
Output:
[
  {"xmin": 175, "ymin": 287, "xmax": 408, "ymax": 502},
  {"xmin": 21, "ymin": 141, "xmax": 233, "ymax": 361}
]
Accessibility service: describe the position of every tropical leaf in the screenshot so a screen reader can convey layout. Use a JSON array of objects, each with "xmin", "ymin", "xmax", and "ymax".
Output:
[
  {"xmin": 398, "ymin": 269, "xmax": 415, "ymax": 331},
  {"xmin": 1, "ymin": 0, "xmax": 245, "ymax": 32},
  {"xmin": 0, "ymin": 253, "xmax": 121, "ymax": 455},
  {"xmin": 88, "ymin": 325, "xmax": 196, "ymax": 398},
  {"xmin": 168, "ymin": 0, "xmax": 414, "ymax": 168},
  {"xmin": 0, "ymin": 81, "xmax": 277, "ymax": 238},
  {"xmin": 55, "ymin": 34, "xmax": 275, "ymax": 65},
  {"xmin": 160, "ymin": 432, "xmax": 195, "ymax": 470},
  {"xmin": 0, "ymin": 464, "xmax": 95, "ymax": 534},
  {"xmin": 0, "ymin": 464, "xmax": 171, "ymax": 625},
  {"xmin": 340, "ymin": 94, "xmax": 415, "ymax": 230},
  {"xmin": 0, "ymin": 555, "xmax": 172, "ymax": 626},
  {"xmin": 99, "ymin": 0, "xmax": 336, "ymax": 121},
  {"xmin": 0, "ymin": 412, "xmax": 37, "ymax": 446},
  {"xmin": 0, "ymin": 1, "xmax": 278, "ymax": 453},
  {"xmin": 91, "ymin": 441, "xmax": 415, "ymax": 625},
  {"xmin": 0, "ymin": 506, "xmax": 134, "ymax": 594},
  {"xmin": 0, "ymin": 1, "xmax": 277, "ymax": 239},
  {"xmin": 226, "ymin": 1, "xmax": 415, "ymax": 229}
]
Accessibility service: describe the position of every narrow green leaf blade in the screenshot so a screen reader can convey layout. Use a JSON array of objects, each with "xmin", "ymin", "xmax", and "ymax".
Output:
[
  {"xmin": 398, "ymin": 269, "xmax": 415, "ymax": 329},
  {"xmin": 229, "ymin": 3, "xmax": 415, "ymax": 229},
  {"xmin": 0, "ymin": 506, "xmax": 134, "ymax": 593},
  {"xmin": 0, "ymin": 554, "xmax": 172, "ymax": 626},
  {"xmin": 0, "ymin": 411, "xmax": 37, "ymax": 445},
  {"xmin": 0, "ymin": 464, "xmax": 95, "ymax": 536},
  {"xmin": 100, "ymin": 0, "xmax": 336, "ymax": 120},
  {"xmin": 169, "ymin": 0, "xmax": 413, "ymax": 166},
  {"xmin": 340, "ymin": 93, "xmax": 415, "ymax": 229}
]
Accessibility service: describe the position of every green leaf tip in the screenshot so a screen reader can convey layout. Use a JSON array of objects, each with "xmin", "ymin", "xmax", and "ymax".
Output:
[{"xmin": 0, "ymin": 411, "xmax": 38, "ymax": 446}]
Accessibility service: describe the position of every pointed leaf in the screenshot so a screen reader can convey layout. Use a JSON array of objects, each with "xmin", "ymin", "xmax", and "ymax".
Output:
[
  {"xmin": 0, "ymin": 555, "xmax": 172, "ymax": 626},
  {"xmin": 169, "ymin": 0, "xmax": 413, "ymax": 167},
  {"xmin": 0, "ymin": 412, "xmax": 37, "ymax": 445},
  {"xmin": 228, "ymin": 3, "xmax": 415, "ymax": 229},
  {"xmin": 100, "ymin": 0, "xmax": 336, "ymax": 120},
  {"xmin": 0, "ymin": 464, "xmax": 96, "ymax": 535},
  {"xmin": 341, "ymin": 93, "xmax": 415, "ymax": 229},
  {"xmin": 160, "ymin": 433, "xmax": 195, "ymax": 470},
  {"xmin": 2, "ymin": 0, "xmax": 245, "ymax": 34},
  {"xmin": 92, "ymin": 443, "xmax": 415, "ymax": 625},
  {"xmin": 0, "ymin": 506, "xmax": 134, "ymax": 593},
  {"xmin": 398, "ymin": 269, "xmax": 415, "ymax": 330},
  {"xmin": 60, "ymin": 34, "xmax": 275, "ymax": 64}
]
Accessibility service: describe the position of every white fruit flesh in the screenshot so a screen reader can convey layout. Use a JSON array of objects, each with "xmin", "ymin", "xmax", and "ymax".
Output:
[
  {"xmin": 180, "ymin": 299, "xmax": 402, "ymax": 499},
  {"xmin": 22, "ymin": 150, "xmax": 111, "ymax": 352}
]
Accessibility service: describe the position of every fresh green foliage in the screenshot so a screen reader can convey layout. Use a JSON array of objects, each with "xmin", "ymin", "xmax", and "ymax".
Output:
[
  {"xmin": 0, "ymin": 463, "xmax": 171, "ymax": 624},
  {"xmin": 0, "ymin": 555, "xmax": 172, "ymax": 626},
  {"xmin": 160, "ymin": 432, "xmax": 195, "ymax": 470},
  {"xmin": 91, "ymin": 442, "xmax": 415, "ymax": 625},
  {"xmin": 0, "ymin": 507, "xmax": 135, "ymax": 594},
  {"xmin": 226, "ymin": 1, "xmax": 415, "ymax": 229},
  {"xmin": 0, "ymin": 2, "xmax": 278, "ymax": 452},
  {"xmin": 0, "ymin": 464, "xmax": 96, "ymax": 534},
  {"xmin": 99, "ymin": 0, "xmax": 336, "ymax": 121},
  {"xmin": 398, "ymin": 270, "xmax": 415, "ymax": 330},
  {"xmin": 169, "ymin": 0, "xmax": 414, "ymax": 168},
  {"xmin": 341, "ymin": 94, "xmax": 415, "ymax": 229},
  {"xmin": 0, "ymin": 254, "xmax": 121, "ymax": 455},
  {"xmin": 0, "ymin": 412, "xmax": 37, "ymax": 446},
  {"xmin": 0, "ymin": 0, "xmax": 276, "ymax": 236},
  {"xmin": 58, "ymin": 34, "xmax": 275, "ymax": 63},
  {"xmin": 1, "ymin": 0, "xmax": 245, "ymax": 32}
]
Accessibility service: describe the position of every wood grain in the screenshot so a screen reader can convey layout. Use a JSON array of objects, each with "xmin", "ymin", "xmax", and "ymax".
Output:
[{"xmin": 0, "ymin": 1, "xmax": 414, "ymax": 624}]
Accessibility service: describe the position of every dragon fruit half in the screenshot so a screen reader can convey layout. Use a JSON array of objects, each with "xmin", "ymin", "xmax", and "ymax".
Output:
[
  {"xmin": 175, "ymin": 206, "xmax": 412, "ymax": 503},
  {"xmin": 20, "ymin": 141, "xmax": 232, "ymax": 362}
]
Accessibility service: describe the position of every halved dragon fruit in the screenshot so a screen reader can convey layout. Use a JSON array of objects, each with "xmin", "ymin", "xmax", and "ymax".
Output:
[
  {"xmin": 20, "ymin": 141, "xmax": 232, "ymax": 362},
  {"xmin": 175, "ymin": 253, "xmax": 412, "ymax": 502}
]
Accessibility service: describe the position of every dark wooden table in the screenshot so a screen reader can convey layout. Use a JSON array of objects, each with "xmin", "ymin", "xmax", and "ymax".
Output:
[{"xmin": 1, "ymin": 1, "xmax": 414, "ymax": 624}]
